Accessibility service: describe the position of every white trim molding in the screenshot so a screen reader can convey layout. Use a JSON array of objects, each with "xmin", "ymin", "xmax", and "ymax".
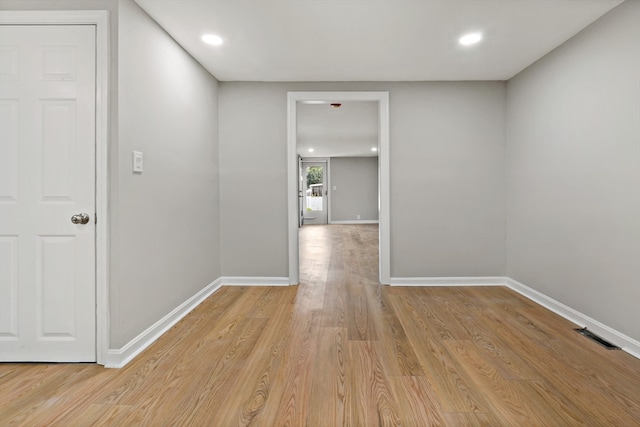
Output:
[
  {"xmin": 220, "ymin": 276, "xmax": 290, "ymax": 286},
  {"xmin": 0, "ymin": 10, "xmax": 111, "ymax": 366},
  {"xmin": 105, "ymin": 279, "xmax": 223, "ymax": 368},
  {"xmin": 505, "ymin": 278, "xmax": 640, "ymax": 359},
  {"xmin": 330, "ymin": 220, "xmax": 380, "ymax": 225},
  {"xmin": 288, "ymin": 91, "xmax": 390, "ymax": 286},
  {"xmin": 389, "ymin": 276, "xmax": 508, "ymax": 286}
]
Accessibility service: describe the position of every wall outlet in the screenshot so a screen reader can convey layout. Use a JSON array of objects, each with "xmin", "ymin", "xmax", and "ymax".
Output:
[{"xmin": 357, "ymin": 215, "xmax": 361, "ymax": 219}]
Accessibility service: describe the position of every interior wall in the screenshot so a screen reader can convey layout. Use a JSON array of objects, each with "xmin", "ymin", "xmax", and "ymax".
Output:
[
  {"xmin": 219, "ymin": 81, "xmax": 506, "ymax": 278},
  {"xmin": 330, "ymin": 157, "xmax": 379, "ymax": 222},
  {"xmin": 1, "ymin": 0, "xmax": 222, "ymax": 352},
  {"xmin": 111, "ymin": 0, "xmax": 221, "ymax": 348},
  {"xmin": 506, "ymin": 0, "xmax": 640, "ymax": 341}
]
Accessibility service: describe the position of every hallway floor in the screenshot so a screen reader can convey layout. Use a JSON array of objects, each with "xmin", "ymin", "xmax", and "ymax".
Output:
[{"xmin": 1, "ymin": 224, "xmax": 639, "ymax": 425}]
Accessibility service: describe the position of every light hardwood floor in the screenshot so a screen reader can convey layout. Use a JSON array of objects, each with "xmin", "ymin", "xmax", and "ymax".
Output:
[{"xmin": 1, "ymin": 224, "xmax": 639, "ymax": 426}]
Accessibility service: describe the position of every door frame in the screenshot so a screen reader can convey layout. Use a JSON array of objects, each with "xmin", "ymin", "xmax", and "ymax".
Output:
[
  {"xmin": 300, "ymin": 158, "xmax": 330, "ymax": 225},
  {"xmin": 287, "ymin": 91, "xmax": 390, "ymax": 284},
  {"xmin": 1, "ymin": 10, "xmax": 110, "ymax": 365}
]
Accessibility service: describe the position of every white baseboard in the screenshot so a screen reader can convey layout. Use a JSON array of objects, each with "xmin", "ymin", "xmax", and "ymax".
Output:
[
  {"xmin": 389, "ymin": 276, "xmax": 508, "ymax": 286},
  {"xmin": 329, "ymin": 220, "xmax": 379, "ymax": 225},
  {"xmin": 220, "ymin": 276, "xmax": 291, "ymax": 286},
  {"xmin": 104, "ymin": 278, "xmax": 223, "ymax": 368},
  {"xmin": 505, "ymin": 278, "xmax": 640, "ymax": 359}
]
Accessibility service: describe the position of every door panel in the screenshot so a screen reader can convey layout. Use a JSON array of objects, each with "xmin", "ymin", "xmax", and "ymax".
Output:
[
  {"xmin": 0, "ymin": 236, "xmax": 18, "ymax": 339},
  {"xmin": 302, "ymin": 161, "xmax": 328, "ymax": 225},
  {"xmin": 0, "ymin": 25, "xmax": 96, "ymax": 362},
  {"xmin": 0, "ymin": 100, "xmax": 18, "ymax": 202}
]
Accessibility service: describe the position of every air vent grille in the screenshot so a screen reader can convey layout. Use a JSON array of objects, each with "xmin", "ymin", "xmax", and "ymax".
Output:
[{"xmin": 574, "ymin": 328, "xmax": 621, "ymax": 350}]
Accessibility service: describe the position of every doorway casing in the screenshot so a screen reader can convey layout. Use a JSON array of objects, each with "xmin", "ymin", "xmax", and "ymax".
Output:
[{"xmin": 287, "ymin": 92, "xmax": 390, "ymax": 284}]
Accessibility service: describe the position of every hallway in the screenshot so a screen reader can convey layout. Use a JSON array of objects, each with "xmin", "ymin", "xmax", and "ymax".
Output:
[{"xmin": 1, "ymin": 225, "xmax": 639, "ymax": 425}]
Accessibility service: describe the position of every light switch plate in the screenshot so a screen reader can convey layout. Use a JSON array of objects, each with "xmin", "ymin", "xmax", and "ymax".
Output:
[{"xmin": 132, "ymin": 151, "xmax": 143, "ymax": 173}]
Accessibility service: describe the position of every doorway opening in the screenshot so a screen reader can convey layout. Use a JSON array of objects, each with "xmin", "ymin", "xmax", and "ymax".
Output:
[
  {"xmin": 301, "ymin": 159, "xmax": 328, "ymax": 225},
  {"xmin": 287, "ymin": 92, "xmax": 390, "ymax": 285}
]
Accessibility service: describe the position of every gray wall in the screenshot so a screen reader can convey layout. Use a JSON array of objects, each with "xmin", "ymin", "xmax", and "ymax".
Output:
[
  {"xmin": 219, "ymin": 82, "xmax": 506, "ymax": 278},
  {"xmin": 506, "ymin": 0, "xmax": 640, "ymax": 341},
  {"xmin": 111, "ymin": 0, "xmax": 221, "ymax": 347},
  {"xmin": 330, "ymin": 157, "xmax": 379, "ymax": 222},
  {"xmin": 1, "ymin": 0, "xmax": 223, "ymax": 349}
]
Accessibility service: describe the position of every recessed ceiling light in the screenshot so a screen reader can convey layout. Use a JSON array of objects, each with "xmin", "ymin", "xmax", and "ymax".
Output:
[
  {"xmin": 459, "ymin": 32, "xmax": 482, "ymax": 46},
  {"xmin": 202, "ymin": 34, "xmax": 223, "ymax": 46},
  {"xmin": 308, "ymin": 148, "xmax": 314, "ymax": 153},
  {"xmin": 371, "ymin": 147, "xmax": 378, "ymax": 152}
]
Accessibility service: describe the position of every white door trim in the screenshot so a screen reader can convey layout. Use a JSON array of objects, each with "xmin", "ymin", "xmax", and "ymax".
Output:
[
  {"xmin": 287, "ymin": 92, "xmax": 390, "ymax": 284},
  {"xmin": 0, "ymin": 10, "xmax": 110, "ymax": 365}
]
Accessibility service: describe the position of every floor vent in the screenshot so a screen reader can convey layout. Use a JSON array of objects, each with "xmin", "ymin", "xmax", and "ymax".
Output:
[{"xmin": 574, "ymin": 328, "xmax": 621, "ymax": 350}]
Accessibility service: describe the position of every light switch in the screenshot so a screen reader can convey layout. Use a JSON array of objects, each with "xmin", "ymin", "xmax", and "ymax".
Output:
[
  {"xmin": 333, "ymin": 186, "xmax": 337, "ymax": 191},
  {"xmin": 132, "ymin": 151, "xmax": 143, "ymax": 173}
]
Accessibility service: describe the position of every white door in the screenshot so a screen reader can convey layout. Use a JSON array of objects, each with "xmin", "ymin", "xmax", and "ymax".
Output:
[
  {"xmin": 0, "ymin": 25, "xmax": 96, "ymax": 362},
  {"xmin": 302, "ymin": 161, "xmax": 328, "ymax": 225}
]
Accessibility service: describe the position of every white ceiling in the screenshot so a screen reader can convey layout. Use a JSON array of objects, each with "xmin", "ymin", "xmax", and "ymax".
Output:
[
  {"xmin": 297, "ymin": 102, "xmax": 379, "ymax": 158},
  {"xmin": 135, "ymin": 0, "xmax": 622, "ymax": 82}
]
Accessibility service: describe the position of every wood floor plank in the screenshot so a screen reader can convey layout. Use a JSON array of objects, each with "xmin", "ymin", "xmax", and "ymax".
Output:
[
  {"xmin": 2, "ymin": 224, "xmax": 639, "ymax": 426},
  {"xmin": 63, "ymin": 404, "xmax": 134, "ymax": 427},
  {"xmin": 246, "ymin": 286, "xmax": 297, "ymax": 318},
  {"xmin": 202, "ymin": 287, "xmax": 269, "ymax": 340},
  {"xmin": 346, "ymin": 341, "xmax": 401, "ymax": 426},
  {"xmin": 411, "ymin": 287, "xmax": 474, "ymax": 341},
  {"xmin": 2, "ymin": 365, "xmax": 112, "ymax": 427},
  {"xmin": 0, "ymin": 364, "xmax": 65, "ymax": 407},
  {"xmin": 347, "ymin": 278, "xmax": 379, "ymax": 341},
  {"xmin": 306, "ymin": 327, "xmax": 348, "ymax": 426},
  {"xmin": 204, "ymin": 304, "xmax": 293, "ymax": 426},
  {"xmin": 442, "ymin": 412, "xmax": 495, "ymax": 426},
  {"xmin": 445, "ymin": 291, "xmax": 543, "ymax": 381},
  {"xmin": 320, "ymin": 268, "xmax": 348, "ymax": 329},
  {"xmin": 444, "ymin": 339, "xmax": 564, "ymax": 426},
  {"xmin": 162, "ymin": 317, "xmax": 270, "ymax": 426},
  {"xmin": 387, "ymin": 290, "xmax": 490, "ymax": 413},
  {"xmin": 523, "ymin": 379, "xmax": 589, "ymax": 427},
  {"xmin": 258, "ymin": 310, "xmax": 321, "ymax": 426},
  {"xmin": 375, "ymin": 287, "xmax": 425, "ymax": 377},
  {"xmin": 388, "ymin": 376, "xmax": 446, "ymax": 426}
]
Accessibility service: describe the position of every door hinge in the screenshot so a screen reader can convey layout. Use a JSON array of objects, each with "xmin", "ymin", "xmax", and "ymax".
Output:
[{"xmin": 95, "ymin": 213, "xmax": 97, "ymax": 224}]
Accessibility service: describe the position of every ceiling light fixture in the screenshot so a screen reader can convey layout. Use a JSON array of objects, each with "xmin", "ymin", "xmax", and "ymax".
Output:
[
  {"xmin": 330, "ymin": 103, "xmax": 342, "ymax": 108},
  {"xmin": 308, "ymin": 148, "xmax": 314, "ymax": 153},
  {"xmin": 202, "ymin": 34, "xmax": 223, "ymax": 46},
  {"xmin": 459, "ymin": 32, "xmax": 482, "ymax": 46},
  {"xmin": 371, "ymin": 147, "xmax": 378, "ymax": 152}
]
